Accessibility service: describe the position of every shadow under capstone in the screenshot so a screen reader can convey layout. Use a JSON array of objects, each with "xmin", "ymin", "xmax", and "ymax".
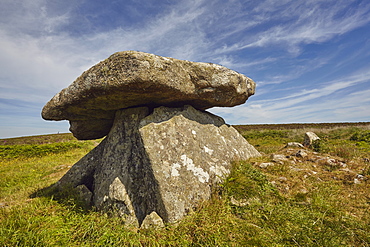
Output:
[{"xmin": 52, "ymin": 107, "xmax": 168, "ymax": 226}]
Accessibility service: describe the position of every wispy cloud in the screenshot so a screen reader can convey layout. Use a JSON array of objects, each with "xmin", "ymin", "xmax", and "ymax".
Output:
[
  {"xmin": 215, "ymin": 1, "xmax": 370, "ymax": 55},
  {"xmin": 211, "ymin": 69, "xmax": 370, "ymax": 124},
  {"xmin": 0, "ymin": 0, "xmax": 370, "ymax": 137},
  {"xmin": 0, "ymin": 0, "xmax": 74, "ymax": 36}
]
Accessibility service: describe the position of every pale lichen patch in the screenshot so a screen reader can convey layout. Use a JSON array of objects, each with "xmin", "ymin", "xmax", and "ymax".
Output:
[
  {"xmin": 204, "ymin": 146, "xmax": 214, "ymax": 155},
  {"xmin": 210, "ymin": 165, "xmax": 230, "ymax": 178},
  {"xmin": 221, "ymin": 136, "xmax": 226, "ymax": 143},
  {"xmin": 180, "ymin": 154, "xmax": 210, "ymax": 183},
  {"xmin": 171, "ymin": 163, "xmax": 181, "ymax": 177}
]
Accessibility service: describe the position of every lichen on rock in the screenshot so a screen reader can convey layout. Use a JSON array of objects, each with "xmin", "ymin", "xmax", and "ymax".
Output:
[
  {"xmin": 42, "ymin": 51, "xmax": 256, "ymax": 140},
  {"xmin": 43, "ymin": 51, "xmax": 260, "ymax": 226},
  {"xmin": 54, "ymin": 105, "xmax": 260, "ymax": 225}
]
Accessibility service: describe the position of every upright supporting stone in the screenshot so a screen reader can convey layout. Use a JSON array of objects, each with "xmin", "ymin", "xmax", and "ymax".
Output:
[{"xmin": 55, "ymin": 105, "xmax": 260, "ymax": 225}]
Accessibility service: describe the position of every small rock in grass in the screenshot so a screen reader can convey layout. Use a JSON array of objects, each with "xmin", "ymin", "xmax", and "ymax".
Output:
[
  {"xmin": 356, "ymin": 174, "xmax": 366, "ymax": 181},
  {"xmin": 278, "ymin": 176, "xmax": 287, "ymax": 182},
  {"xmin": 140, "ymin": 211, "xmax": 165, "ymax": 229},
  {"xmin": 259, "ymin": 162, "xmax": 274, "ymax": 168},
  {"xmin": 230, "ymin": 197, "xmax": 249, "ymax": 207},
  {"xmin": 303, "ymin": 132, "xmax": 320, "ymax": 147},
  {"xmin": 271, "ymin": 154, "xmax": 289, "ymax": 164},
  {"xmin": 354, "ymin": 178, "xmax": 361, "ymax": 184},
  {"xmin": 295, "ymin": 150, "xmax": 308, "ymax": 158},
  {"xmin": 285, "ymin": 142, "xmax": 304, "ymax": 148}
]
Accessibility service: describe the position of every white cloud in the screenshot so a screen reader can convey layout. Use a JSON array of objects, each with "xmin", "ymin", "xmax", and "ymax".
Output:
[
  {"xmin": 211, "ymin": 69, "xmax": 370, "ymax": 124},
  {"xmin": 215, "ymin": 1, "xmax": 370, "ymax": 55},
  {"xmin": 0, "ymin": 0, "xmax": 217, "ymax": 92},
  {"xmin": 0, "ymin": 0, "xmax": 75, "ymax": 37},
  {"xmin": 1, "ymin": 0, "xmax": 370, "ymax": 138}
]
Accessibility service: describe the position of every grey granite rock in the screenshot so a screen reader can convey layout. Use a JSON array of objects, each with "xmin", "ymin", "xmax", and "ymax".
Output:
[
  {"xmin": 303, "ymin": 132, "xmax": 320, "ymax": 147},
  {"xmin": 54, "ymin": 105, "xmax": 260, "ymax": 225},
  {"xmin": 42, "ymin": 51, "xmax": 256, "ymax": 140}
]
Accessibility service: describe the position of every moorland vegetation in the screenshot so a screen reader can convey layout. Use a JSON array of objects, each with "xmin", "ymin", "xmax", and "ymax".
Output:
[{"xmin": 0, "ymin": 123, "xmax": 369, "ymax": 246}]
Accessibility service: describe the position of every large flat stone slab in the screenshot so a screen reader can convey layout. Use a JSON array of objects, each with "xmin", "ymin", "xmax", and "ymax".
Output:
[{"xmin": 42, "ymin": 51, "xmax": 256, "ymax": 139}]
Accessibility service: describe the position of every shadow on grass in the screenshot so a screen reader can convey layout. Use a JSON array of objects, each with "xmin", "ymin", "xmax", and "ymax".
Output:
[{"xmin": 30, "ymin": 183, "xmax": 93, "ymax": 213}]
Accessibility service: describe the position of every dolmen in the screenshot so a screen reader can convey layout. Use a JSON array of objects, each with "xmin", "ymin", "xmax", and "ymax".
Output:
[{"xmin": 42, "ymin": 51, "xmax": 261, "ymax": 227}]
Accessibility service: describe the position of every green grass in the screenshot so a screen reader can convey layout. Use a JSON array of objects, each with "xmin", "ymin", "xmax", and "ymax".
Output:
[
  {"xmin": 0, "ymin": 142, "xmax": 93, "ymax": 160},
  {"xmin": 1, "ymin": 125, "xmax": 369, "ymax": 246},
  {"xmin": 240, "ymin": 129, "xmax": 294, "ymax": 154}
]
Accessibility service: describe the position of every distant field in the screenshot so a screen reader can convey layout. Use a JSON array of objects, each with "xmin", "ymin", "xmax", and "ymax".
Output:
[
  {"xmin": 2, "ymin": 122, "xmax": 369, "ymax": 145},
  {"xmin": 0, "ymin": 133, "xmax": 75, "ymax": 145},
  {"xmin": 234, "ymin": 121, "xmax": 370, "ymax": 131}
]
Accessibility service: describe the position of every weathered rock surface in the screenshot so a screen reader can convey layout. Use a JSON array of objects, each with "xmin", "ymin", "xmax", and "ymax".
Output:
[
  {"xmin": 303, "ymin": 132, "xmax": 320, "ymax": 147},
  {"xmin": 140, "ymin": 211, "xmax": 165, "ymax": 229},
  {"xmin": 271, "ymin": 154, "xmax": 290, "ymax": 164},
  {"xmin": 285, "ymin": 142, "xmax": 304, "ymax": 148},
  {"xmin": 42, "ymin": 51, "xmax": 256, "ymax": 140},
  {"xmin": 75, "ymin": 184, "xmax": 93, "ymax": 206},
  {"xmin": 69, "ymin": 119, "xmax": 114, "ymax": 140},
  {"xmin": 55, "ymin": 105, "xmax": 260, "ymax": 226}
]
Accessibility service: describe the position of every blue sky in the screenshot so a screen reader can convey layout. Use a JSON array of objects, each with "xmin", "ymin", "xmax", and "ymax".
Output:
[{"xmin": 1, "ymin": 0, "xmax": 370, "ymax": 138}]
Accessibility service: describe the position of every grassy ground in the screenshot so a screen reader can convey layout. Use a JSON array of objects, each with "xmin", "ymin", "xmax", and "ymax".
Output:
[{"xmin": 0, "ymin": 123, "xmax": 369, "ymax": 246}]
